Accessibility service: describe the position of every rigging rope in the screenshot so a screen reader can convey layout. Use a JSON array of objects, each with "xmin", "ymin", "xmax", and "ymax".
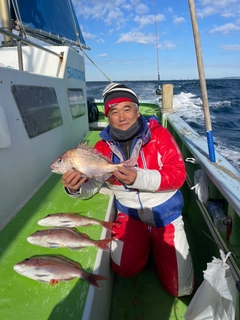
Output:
[
  {"xmin": 153, "ymin": 1, "xmax": 162, "ymax": 95},
  {"xmin": 11, "ymin": 0, "xmax": 28, "ymax": 39},
  {"xmin": 81, "ymin": 48, "xmax": 112, "ymax": 82}
]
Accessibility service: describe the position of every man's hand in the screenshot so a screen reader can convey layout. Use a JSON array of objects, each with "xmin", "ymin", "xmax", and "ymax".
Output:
[
  {"xmin": 113, "ymin": 167, "xmax": 137, "ymax": 185},
  {"xmin": 62, "ymin": 171, "xmax": 87, "ymax": 191}
]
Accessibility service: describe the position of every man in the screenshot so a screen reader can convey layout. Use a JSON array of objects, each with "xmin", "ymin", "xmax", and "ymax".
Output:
[{"xmin": 62, "ymin": 82, "xmax": 194, "ymax": 297}]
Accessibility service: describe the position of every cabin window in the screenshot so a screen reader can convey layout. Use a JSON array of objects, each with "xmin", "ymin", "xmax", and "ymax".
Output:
[
  {"xmin": 11, "ymin": 85, "xmax": 62, "ymax": 138},
  {"xmin": 67, "ymin": 88, "xmax": 86, "ymax": 119}
]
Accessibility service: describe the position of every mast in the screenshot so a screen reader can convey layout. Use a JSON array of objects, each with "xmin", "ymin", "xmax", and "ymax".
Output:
[
  {"xmin": 188, "ymin": 0, "xmax": 216, "ymax": 162},
  {"xmin": 0, "ymin": 0, "xmax": 13, "ymax": 44}
]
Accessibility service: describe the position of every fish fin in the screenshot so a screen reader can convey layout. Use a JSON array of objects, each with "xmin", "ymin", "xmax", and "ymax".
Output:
[
  {"xmin": 59, "ymin": 223, "xmax": 73, "ymax": 227},
  {"xmin": 50, "ymin": 279, "xmax": 58, "ymax": 285},
  {"xmin": 77, "ymin": 142, "xmax": 114, "ymax": 164},
  {"xmin": 68, "ymin": 246, "xmax": 85, "ymax": 250},
  {"xmin": 72, "ymin": 261, "xmax": 83, "ymax": 269},
  {"xmin": 80, "ymin": 272, "xmax": 109, "ymax": 289},
  {"xmin": 36, "ymin": 274, "xmax": 49, "ymax": 280},
  {"xmin": 99, "ymin": 221, "xmax": 120, "ymax": 231},
  {"xmin": 120, "ymin": 157, "xmax": 138, "ymax": 167},
  {"xmin": 72, "ymin": 167, "xmax": 82, "ymax": 174},
  {"xmin": 54, "ymin": 255, "xmax": 83, "ymax": 269},
  {"xmin": 95, "ymin": 238, "xmax": 114, "ymax": 251},
  {"xmin": 48, "ymin": 242, "xmax": 60, "ymax": 248},
  {"xmin": 79, "ymin": 232, "xmax": 91, "ymax": 239}
]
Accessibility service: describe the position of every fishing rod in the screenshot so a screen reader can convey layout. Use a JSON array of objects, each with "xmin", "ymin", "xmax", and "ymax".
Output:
[
  {"xmin": 188, "ymin": 0, "xmax": 216, "ymax": 162},
  {"xmin": 153, "ymin": 1, "xmax": 162, "ymax": 96}
]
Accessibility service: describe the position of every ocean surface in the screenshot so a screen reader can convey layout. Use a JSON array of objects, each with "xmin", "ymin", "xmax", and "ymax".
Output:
[{"xmin": 86, "ymin": 79, "xmax": 240, "ymax": 170}]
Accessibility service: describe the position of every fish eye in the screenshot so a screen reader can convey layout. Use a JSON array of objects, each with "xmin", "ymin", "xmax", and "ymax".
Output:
[{"xmin": 57, "ymin": 158, "xmax": 62, "ymax": 163}]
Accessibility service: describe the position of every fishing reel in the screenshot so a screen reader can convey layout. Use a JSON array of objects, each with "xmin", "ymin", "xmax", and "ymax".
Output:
[{"xmin": 156, "ymin": 88, "xmax": 162, "ymax": 96}]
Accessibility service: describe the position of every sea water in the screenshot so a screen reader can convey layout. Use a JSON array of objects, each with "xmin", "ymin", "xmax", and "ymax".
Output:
[{"xmin": 86, "ymin": 79, "xmax": 240, "ymax": 170}]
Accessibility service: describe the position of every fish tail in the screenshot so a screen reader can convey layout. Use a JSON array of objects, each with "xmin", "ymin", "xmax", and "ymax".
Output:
[
  {"xmin": 81, "ymin": 272, "xmax": 109, "ymax": 289},
  {"xmin": 95, "ymin": 238, "xmax": 113, "ymax": 251},
  {"xmin": 99, "ymin": 221, "xmax": 120, "ymax": 231},
  {"xmin": 121, "ymin": 157, "xmax": 137, "ymax": 167}
]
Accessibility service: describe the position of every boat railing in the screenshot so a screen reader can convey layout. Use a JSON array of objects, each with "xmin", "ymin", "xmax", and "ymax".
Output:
[{"xmin": 0, "ymin": 27, "xmax": 64, "ymax": 71}]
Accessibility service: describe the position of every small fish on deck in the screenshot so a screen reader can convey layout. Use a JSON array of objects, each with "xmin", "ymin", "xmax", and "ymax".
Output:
[
  {"xmin": 50, "ymin": 142, "xmax": 137, "ymax": 181},
  {"xmin": 13, "ymin": 255, "xmax": 108, "ymax": 288},
  {"xmin": 38, "ymin": 213, "xmax": 118, "ymax": 231},
  {"xmin": 27, "ymin": 227, "xmax": 113, "ymax": 251}
]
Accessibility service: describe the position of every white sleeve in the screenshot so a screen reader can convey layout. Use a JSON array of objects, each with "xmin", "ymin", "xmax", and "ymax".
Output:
[{"xmin": 126, "ymin": 168, "xmax": 161, "ymax": 192}]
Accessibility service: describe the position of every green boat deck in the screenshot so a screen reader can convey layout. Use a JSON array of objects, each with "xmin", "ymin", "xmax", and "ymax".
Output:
[
  {"xmin": 0, "ymin": 173, "xmax": 113, "ymax": 319},
  {"xmin": 0, "ymin": 131, "xmax": 113, "ymax": 319}
]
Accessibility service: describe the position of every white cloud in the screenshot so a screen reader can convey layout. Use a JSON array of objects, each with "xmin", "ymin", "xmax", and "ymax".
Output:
[
  {"xmin": 96, "ymin": 53, "xmax": 109, "ymax": 57},
  {"xmin": 82, "ymin": 31, "xmax": 96, "ymax": 40},
  {"xmin": 173, "ymin": 17, "xmax": 186, "ymax": 25},
  {"xmin": 105, "ymin": 8, "xmax": 125, "ymax": 26},
  {"xmin": 135, "ymin": 3, "xmax": 149, "ymax": 15},
  {"xmin": 197, "ymin": 0, "xmax": 240, "ymax": 18},
  {"xmin": 97, "ymin": 38, "xmax": 105, "ymax": 43},
  {"xmin": 166, "ymin": 7, "xmax": 174, "ymax": 15},
  {"xmin": 158, "ymin": 40, "xmax": 176, "ymax": 50},
  {"xmin": 134, "ymin": 14, "xmax": 166, "ymax": 28},
  {"xmin": 197, "ymin": 7, "xmax": 217, "ymax": 19},
  {"xmin": 117, "ymin": 31, "xmax": 155, "ymax": 44},
  {"xmin": 72, "ymin": 0, "xmax": 126, "ymax": 20},
  {"xmin": 219, "ymin": 44, "xmax": 240, "ymax": 50},
  {"xmin": 209, "ymin": 23, "xmax": 240, "ymax": 34},
  {"xmin": 199, "ymin": 0, "xmax": 237, "ymax": 6}
]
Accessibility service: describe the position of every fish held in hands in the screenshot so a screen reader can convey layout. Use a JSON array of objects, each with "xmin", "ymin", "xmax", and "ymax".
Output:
[
  {"xmin": 27, "ymin": 227, "xmax": 113, "ymax": 251},
  {"xmin": 13, "ymin": 255, "xmax": 108, "ymax": 288},
  {"xmin": 50, "ymin": 142, "xmax": 137, "ymax": 181},
  {"xmin": 38, "ymin": 213, "xmax": 118, "ymax": 231}
]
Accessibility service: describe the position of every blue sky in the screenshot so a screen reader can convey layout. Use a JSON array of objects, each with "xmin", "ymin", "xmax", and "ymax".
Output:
[{"xmin": 72, "ymin": 0, "xmax": 240, "ymax": 81}]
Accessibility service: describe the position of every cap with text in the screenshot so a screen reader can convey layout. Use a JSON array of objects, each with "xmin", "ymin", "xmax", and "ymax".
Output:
[{"xmin": 103, "ymin": 83, "xmax": 139, "ymax": 116}]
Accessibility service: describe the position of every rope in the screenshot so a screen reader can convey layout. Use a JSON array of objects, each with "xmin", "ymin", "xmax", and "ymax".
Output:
[
  {"xmin": 81, "ymin": 48, "xmax": 112, "ymax": 82},
  {"xmin": 10, "ymin": 0, "xmax": 28, "ymax": 39}
]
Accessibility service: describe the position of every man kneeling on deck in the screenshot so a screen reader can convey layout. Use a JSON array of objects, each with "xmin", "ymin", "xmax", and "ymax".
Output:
[{"xmin": 61, "ymin": 83, "xmax": 194, "ymax": 297}]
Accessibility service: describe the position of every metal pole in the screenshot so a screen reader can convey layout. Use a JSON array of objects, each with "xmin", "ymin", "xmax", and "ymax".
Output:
[
  {"xmin": 0, "ymin": 0, "xmax": 13, "ymax": 44},
  {"xmin": 188, "ymin": 0, "xmax": 216, "ymax": 162},
  {"xmin": 17, "ymin": 41, "xmax": 23, "ymax": 71}
]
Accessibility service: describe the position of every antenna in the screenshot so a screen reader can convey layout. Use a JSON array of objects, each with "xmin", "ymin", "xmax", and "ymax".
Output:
[{"xmin": 154, "ymin": 1, "xmax": 162, "ymax": 96}]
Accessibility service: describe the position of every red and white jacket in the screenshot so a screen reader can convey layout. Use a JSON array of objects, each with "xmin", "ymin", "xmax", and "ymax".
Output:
[{"xmin": 68, "ymin": 115, "xmax": 186, "ymax": 227}]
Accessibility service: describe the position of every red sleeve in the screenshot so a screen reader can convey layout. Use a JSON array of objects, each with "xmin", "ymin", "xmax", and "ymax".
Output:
[{"xmin": 156, "ymin": 127, "xmax": 186, "ymax": 190}]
